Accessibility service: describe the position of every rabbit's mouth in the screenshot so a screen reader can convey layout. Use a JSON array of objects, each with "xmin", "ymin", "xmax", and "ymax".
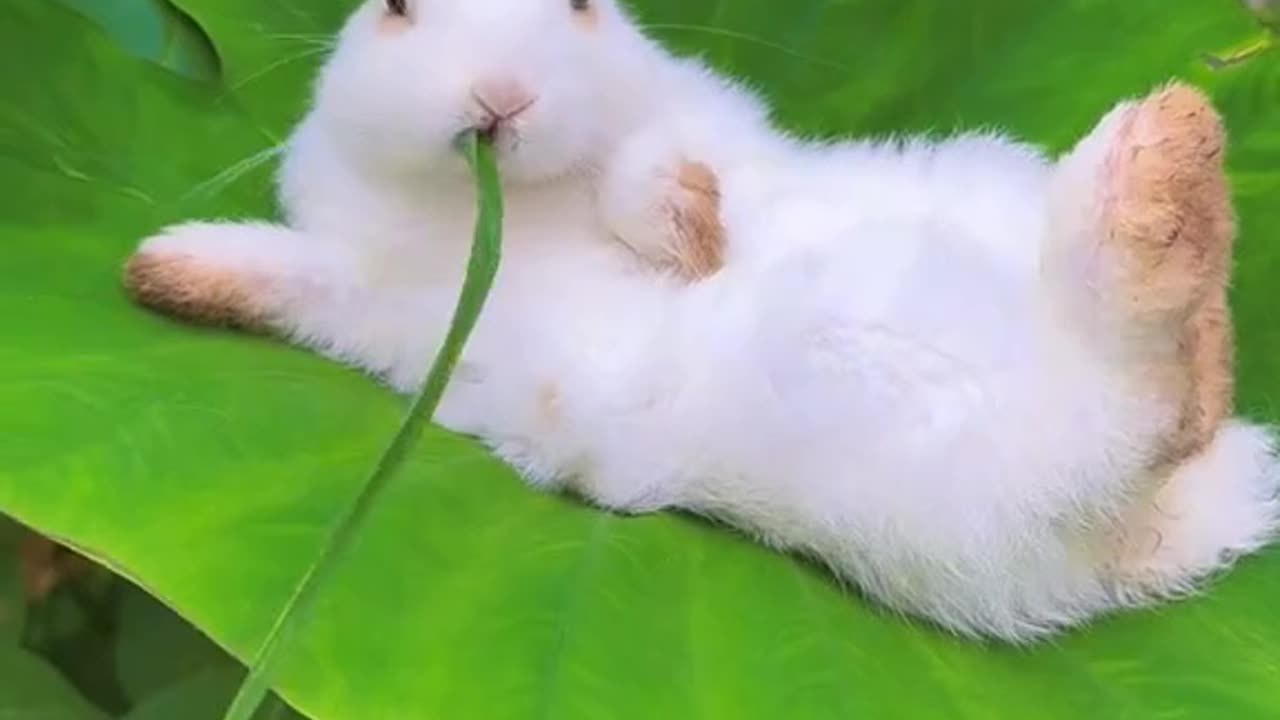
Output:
[
  {"xmin": 469, "ymin": 115, "xmax": 520, "ymax": 146},
  {"xmin": 466, "ymin": 84, "xmax": 538, "ymax": 149},
  {"xmin": 454, "ymin": 125, "xmax": 521, "ymax": 165},
  {"xmin": 448, "ymin": 111, "xmax": 598, "ymax": 187}
]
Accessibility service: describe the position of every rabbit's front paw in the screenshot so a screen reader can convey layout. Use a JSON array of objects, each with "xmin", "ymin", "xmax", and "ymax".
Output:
[
  {"xmin": 124, "ymin": 223, "xmax": 281, "ymax": 330},
  {"xmin": 598, "ymin": 132, "xmax": 725, "ymax": 281}
]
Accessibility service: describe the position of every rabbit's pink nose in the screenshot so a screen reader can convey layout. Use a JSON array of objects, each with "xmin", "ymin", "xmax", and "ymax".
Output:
[{"xmin": 470, "ymin": 78, "xmax": 537, "ymax": 124}]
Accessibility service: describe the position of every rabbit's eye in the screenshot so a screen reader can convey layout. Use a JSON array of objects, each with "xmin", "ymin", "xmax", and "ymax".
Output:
[
  {"xmin": 569, "ymin": 0, "xmax": 590, "ymax": 12},
  {"xmin": 385, "ymin": 0, "xmax": 408, "ymax": 16}
]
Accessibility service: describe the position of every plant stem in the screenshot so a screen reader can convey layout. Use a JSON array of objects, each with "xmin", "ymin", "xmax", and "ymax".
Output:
[{"xmin": 220, "ymin": 133, "xmax": 504, "ymax": 720}]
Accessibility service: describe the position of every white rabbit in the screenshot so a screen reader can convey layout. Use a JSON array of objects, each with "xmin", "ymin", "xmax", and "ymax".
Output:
[{"xmin": 125, "ymin": 0, "xmax": 1280, "ymax": 642}]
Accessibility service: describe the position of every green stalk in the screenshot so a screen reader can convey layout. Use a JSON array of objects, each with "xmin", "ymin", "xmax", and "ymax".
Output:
[{"xmin": 220, "ymin": 133, "xmax": 504, "ymax": 720}]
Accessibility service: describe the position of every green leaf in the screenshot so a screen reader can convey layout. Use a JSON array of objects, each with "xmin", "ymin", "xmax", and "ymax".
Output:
[
  {"xmin": 0, "ymin": 648, "xmax": 109, "ymax": 720},
  {"xmin": 1, "ymin": 1, "xmax": 1279, "ymax": 720},
  {"xmin": 52, "ymin": 0, "xmax": 220, "ymax": 83}
]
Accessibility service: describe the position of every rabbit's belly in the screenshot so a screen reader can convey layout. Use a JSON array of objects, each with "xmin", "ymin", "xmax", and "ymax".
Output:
[
  {"xmin": 660, "ymin": 232, "xmax": 1127, "ymax": 528},
  {"xmin": 742, "ymin": 221, "xmax": 1042, "ymax": 392},
  {"xmin": 665, "ymin": 307, "xmax": 1124, "ymax": 617}
]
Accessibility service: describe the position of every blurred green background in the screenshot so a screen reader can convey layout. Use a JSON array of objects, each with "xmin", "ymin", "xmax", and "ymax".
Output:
[{"xmin": 1, "ymin": 0, "xmax": 1278, "ymax": 718}]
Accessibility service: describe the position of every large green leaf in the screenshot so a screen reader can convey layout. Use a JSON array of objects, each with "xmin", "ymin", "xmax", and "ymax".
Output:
[{"xmin": 2, "ymin": 0, "xmax": 1279, "ymax": 718}]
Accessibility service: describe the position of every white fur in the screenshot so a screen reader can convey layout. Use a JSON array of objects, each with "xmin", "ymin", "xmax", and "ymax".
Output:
[{"xmin": 137, "ymin": 0, "xmax": 1280, "ymax": 641}]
